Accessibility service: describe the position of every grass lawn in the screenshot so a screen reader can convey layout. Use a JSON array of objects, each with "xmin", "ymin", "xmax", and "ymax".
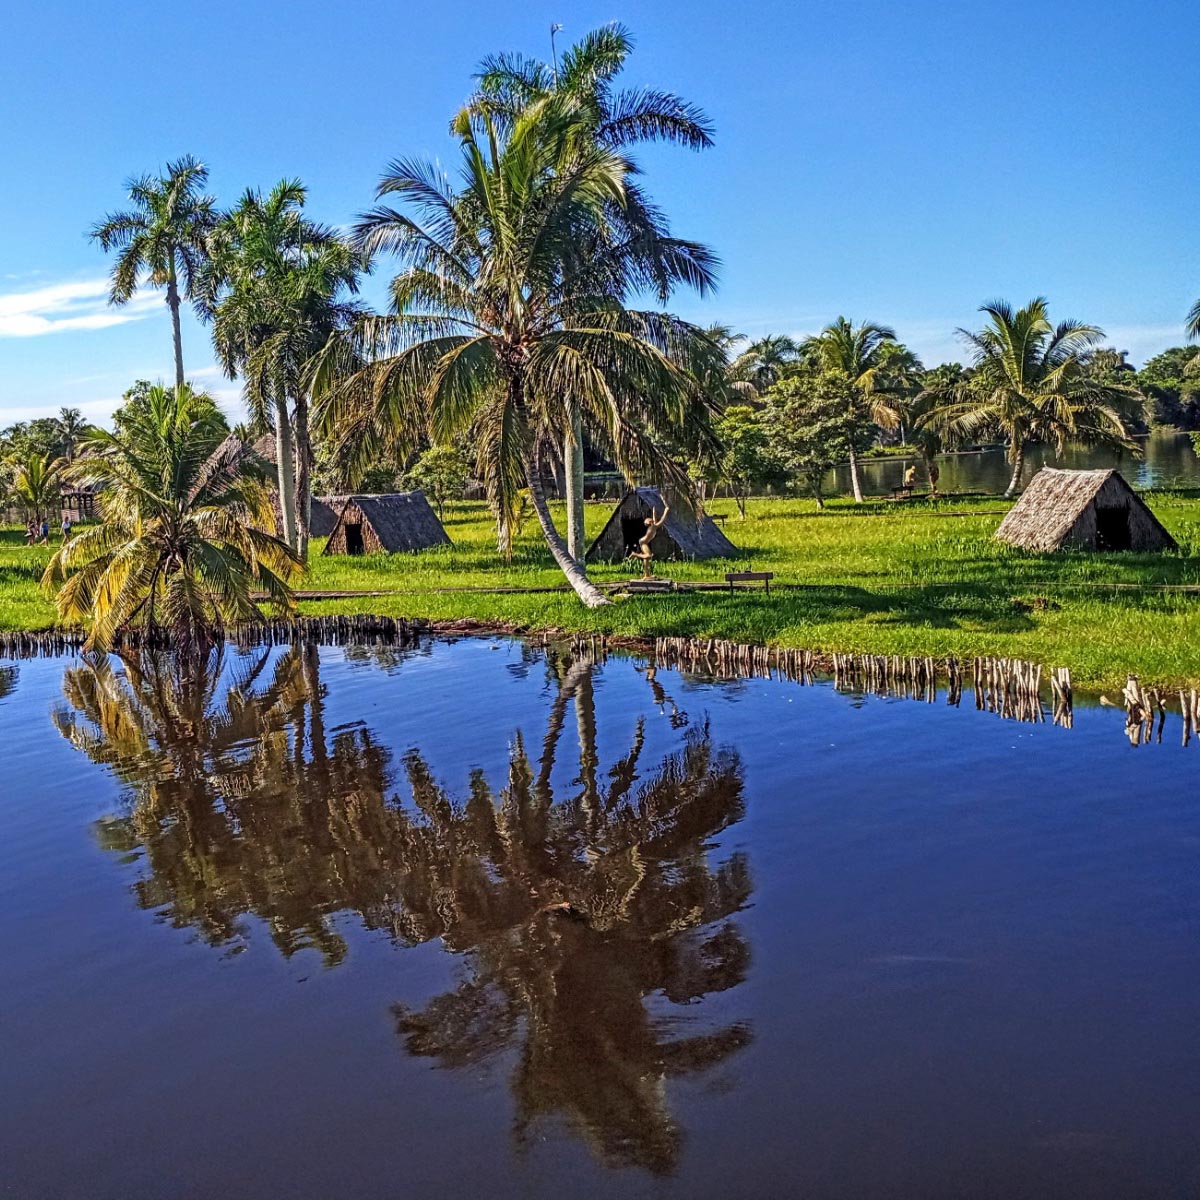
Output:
[{"xmin": 5, "ymin": 492, "xmax": 1200, "ymax": 688}]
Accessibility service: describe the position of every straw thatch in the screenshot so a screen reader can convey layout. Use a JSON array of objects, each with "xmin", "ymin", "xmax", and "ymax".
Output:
[
  {"xmin": 586, "ymin": 487, "xmax": 737, "ymax": 562},
  {"xmin": 323, "ymin": 492, "xmax": 452, "ymax": 556},
  {"xmin": 995, "ymin": 468, "xmax": 1177, "ymax": 552}
]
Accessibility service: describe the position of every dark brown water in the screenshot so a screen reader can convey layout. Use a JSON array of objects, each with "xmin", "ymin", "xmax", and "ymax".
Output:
[{"xmin": 1, "ymin": 639, "xmax": 1198, "ymax": 1199}]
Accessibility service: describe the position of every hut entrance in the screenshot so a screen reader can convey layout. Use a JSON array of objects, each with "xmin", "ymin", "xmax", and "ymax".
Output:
[
  {"xmin": 1095, "ymin": 506, "xmax": 1132, "ymax": 551},
  {"xmin": 344, "ymin": 523, "xmax": 365, "ymax": 555},
  {"xmin": 621, "ymin": 516, "xmax": 645, "ymax": 554}
]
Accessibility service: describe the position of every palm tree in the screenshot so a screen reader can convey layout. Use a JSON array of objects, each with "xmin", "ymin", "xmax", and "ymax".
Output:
[
  {"xmin": 729, "ymin": 334, "xmax": 800, "ymax": 395},
  {"xmin": 801, "ymin": 318, "xmax": 904, "ymax": 502},
  {"xmin": 932, "ymin": 298, "xmax": 1140, "ymax": 497},
  {"xmin": 90, "ymin": 156, "xmax": 217, "ymax": 389},
  {"xmin": 7, "ymin": 450, "xmax": 63, "ymax": 523},
  {"xmin": 43, "ymin": 383, "xmax": 301, "ymax": 651},
  {"xmin": 54, "ymin": 407, "xmax": 89, "ymax": 461},
  {"xmin": 909, "ymin": 363, "xmax": 965, "ymax": 492},
  {"xmin": 1186, "ymin": 298, "xmax": 1200, "ymax": 369},
  {"xmin": 314, "ymin": 103, "xmax": 720, "ymax": 607},
  {"xmin": 469, "ymin": 24, "xmax": 714, "ymax": 561},
  {"xmin": 200, "ymin": 181, "xmax": 365, "ymax": 560}
]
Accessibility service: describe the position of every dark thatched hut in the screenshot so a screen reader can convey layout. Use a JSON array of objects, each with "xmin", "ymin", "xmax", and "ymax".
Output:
[
  {"xmin": 995, "ymin": 468, "xmax": 1177, "ymax": 553},
  {"xmin": 322, "ymin": 492, "xmax": 452, "ymax": 556},
  {"xmin": 586, "ymin": 487, "xmax": 737, "ymax": 563}
]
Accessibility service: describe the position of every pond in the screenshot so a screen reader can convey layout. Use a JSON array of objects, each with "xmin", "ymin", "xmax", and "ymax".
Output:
[
  {"xmin": 827, "ymin": 428, "xmax": 1200, "ymax": 498},
  {"xmin": 1, "ymin": 638, "xmax": 1197, "ymax": 1199}
]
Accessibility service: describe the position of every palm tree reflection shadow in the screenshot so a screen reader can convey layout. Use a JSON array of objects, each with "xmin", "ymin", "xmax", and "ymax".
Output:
[{"xmin": 54, "ymin": 642, "xmax": 754, "ymax": 1175}]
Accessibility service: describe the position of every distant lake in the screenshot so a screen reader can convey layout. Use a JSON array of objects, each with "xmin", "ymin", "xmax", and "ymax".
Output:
[
  {"xmin": 2, "ymin": 637, "xmax": 1199, "ymax": 1198},
  {"xmin": 826, "ymin": 428, "xmax": 1200, "ymax": 497}
]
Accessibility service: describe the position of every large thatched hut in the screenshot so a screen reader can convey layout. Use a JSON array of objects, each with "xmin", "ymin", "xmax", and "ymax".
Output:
[
  {"xmin": 586, "ymin": 487, "xmax": 737, "ymax": 562},
  {"xmin": 995, "ymin": 468, "xmax": 1176, "ymax": 553},
  {"xmin": 323, "ymin": 492, "xmax": 451, "ymax": 556}
]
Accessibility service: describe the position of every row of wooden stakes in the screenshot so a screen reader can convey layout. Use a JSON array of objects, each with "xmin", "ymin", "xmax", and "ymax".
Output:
[
  {"xmin": 652, "ymin": 635, "xmax": 1080, "ymax": 728},
  {"xmin": 0, "ymin": 615, "xmax": 429, "ymax": 659},
  {"xmin": 1101, "ymin": 675, "xmax": 1200, "ymax": 747}
]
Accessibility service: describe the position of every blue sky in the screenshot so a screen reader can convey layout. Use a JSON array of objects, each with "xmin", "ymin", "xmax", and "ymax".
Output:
[{"xmin": 1, "ymin": 0, "xmax": 1195, "ymax": 426}]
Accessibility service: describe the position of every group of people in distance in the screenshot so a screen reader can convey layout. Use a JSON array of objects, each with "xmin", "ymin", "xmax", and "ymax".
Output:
[{"xmin": 25, "ymin": 515, "xmax": 72, "ymax": 545}]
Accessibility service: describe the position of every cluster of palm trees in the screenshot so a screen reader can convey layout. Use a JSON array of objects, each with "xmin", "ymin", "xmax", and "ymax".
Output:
[
  {"xmin": 78, "ymin": 24, "xmax": 719, "ymax": 620},
  {"xmin": 721, "ymin": 298, "xmax": 1143, "ymax": 500}
]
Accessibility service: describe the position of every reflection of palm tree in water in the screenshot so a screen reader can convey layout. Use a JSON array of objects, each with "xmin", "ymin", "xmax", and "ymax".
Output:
[{"xmin": 54, "ymin": 644, "xmax": 752, "ymax": 1174}]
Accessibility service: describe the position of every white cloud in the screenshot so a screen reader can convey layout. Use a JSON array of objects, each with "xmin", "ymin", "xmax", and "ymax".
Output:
[{"xmin": 0, "ymin": 278, "xmax": 161, "ymax": 338}]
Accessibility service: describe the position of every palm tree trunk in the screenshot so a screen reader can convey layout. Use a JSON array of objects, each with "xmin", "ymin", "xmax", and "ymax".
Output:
[
  {"xmin": 273, "ymin": 395, "xmax": 298, "ymax": 552},
  {"xmin": 848, "ymin": 446, "xmax": 864, "ymax": 503},
  {"xmin": 523, "ymin": 452, "xmax": 609, "ymax": 608},
  {"xmin": 564, "ymin": 400, "xmax": 586, "ymax": 562},
  {"xmin": 1005, "ymin": 444, "xmax": 1026, "ymax": 498},
  {"xmin": 293, "ymin": 393, "xmax": 312, "ymax": 563},
  {"xmin": 166, "ymin": 275, "xmax": 185, "ymax": 391}
]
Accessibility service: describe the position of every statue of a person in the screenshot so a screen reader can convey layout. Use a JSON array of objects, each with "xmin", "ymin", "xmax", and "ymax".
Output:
[{"xmin": 628, "ymin": 502, "xmax": 669, "ymax": 579}]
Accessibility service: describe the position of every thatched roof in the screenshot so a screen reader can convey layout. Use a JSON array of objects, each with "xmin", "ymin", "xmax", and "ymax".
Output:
[
  {"xmin": 323, "ymin": 492, "xmax": 452, "ymax": 555},
  {"xmin": 586, "ymin": 487, "xmax": 737, "ymax": 562},
  {"xmin": 995, "ymin": 468, "xmax": 1177, "ymax": 552}
]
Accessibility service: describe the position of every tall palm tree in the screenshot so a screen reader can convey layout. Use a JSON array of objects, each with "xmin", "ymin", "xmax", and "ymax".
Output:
[
  {"xmin": 470, "ymin": 23, "xmax": 714, "ymax": 560},
  {"xmin": 54, "ymin": 407, "xmax": 90, "ymax": 461},
  {"xmin": 7, "ymin": 450, "xmax": 63, "ymax": 522},
  {"xmin": 43, "ymin": 383, "xmax": 301, "ymax": 651},
  {"xmin": 1186, "ymin": 298, "xmax": 1200, "ymax": 369},
  {"xmin": 314, "ymin": 103, "xmax": 720, "ymax": 607},
  {"xmin": 802, "ymin": 318, "xmax": 904, "ymax": 502},
  {"xmin": 90, "ymin": 156, "xmax": 217, "ymax": 389},
  {"xmin": 200, "ymin": 181, "xmax": 365, "ymax": 559},
  {"xmin": 729, "ymin": 334, "xmax": 800, "ymax": 396},
  {"xmin": 932, "ymin": 298, "xmax": 1140, "ymax": 497}
]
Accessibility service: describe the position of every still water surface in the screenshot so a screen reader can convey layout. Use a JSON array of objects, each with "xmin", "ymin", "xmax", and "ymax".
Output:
[
  {"xmin": 1, "ymin": 640, "xmax": 1197, "ymax": 1199},
  {"xmin": 827, "ymin": 428, "xmax": 1200, "ymax": 497}
]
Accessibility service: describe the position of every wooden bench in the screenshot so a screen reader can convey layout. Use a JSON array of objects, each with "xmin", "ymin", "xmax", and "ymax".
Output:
[{"xmin": 726, "ymin": 570, "xmax": 774, "ymax": 594}]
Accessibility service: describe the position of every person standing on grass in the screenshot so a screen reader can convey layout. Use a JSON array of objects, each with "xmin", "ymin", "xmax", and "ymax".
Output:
[
  {"xmin": 60, "ymin": 515, "xmax": 72, "ymax": 541},
  {"xmin": 40, "ymin": 518, "xmax": 49, "ymax": 544}
]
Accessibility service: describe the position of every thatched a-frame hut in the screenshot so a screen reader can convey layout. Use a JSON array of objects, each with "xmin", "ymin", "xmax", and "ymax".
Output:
[
  {"xmin": 586, "ymin": 487, "xmax": 737, "ymax": 562},
  {"xmin": 322, "ymin": 492, "xmax": 452, "ymax": 556},
  {"xmin": 995, "ymin": 468, "xmax": 1176, "ymax": 553}
]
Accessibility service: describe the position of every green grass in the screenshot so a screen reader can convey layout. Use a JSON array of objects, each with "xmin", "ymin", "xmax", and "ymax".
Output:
[{"xmin": 6, "ymin": 492, "xmax": 1200, "ymax": 688}]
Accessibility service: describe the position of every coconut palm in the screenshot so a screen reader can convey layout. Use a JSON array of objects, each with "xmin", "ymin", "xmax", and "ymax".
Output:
[
  {"xmin": 54, "ymin": 407, "xmax": 90, "ymax": 461},
  {"xmin": 729, "ymin": 334, "xmax": 800, "ymax": 395},
  {"xmin": 314, "ymin": 102, "xmax": 720, "ymax": 607},
  {"xmin": 801, "ymin": 318, "xmax": 906, "ymax": 502},
  {"xmin": 90, "ymin": 156, "xmax": 217, "ymax": 388},
  {"xmin": 43, "ymin": 383, "xmax": 301, "ymax": 652},
  {"xmin": 7, "ymin": 450, "xmax": 63, "ymax": 522},
  {"xmin": 931, "ymin": 298, "xmax": 1140, "ymax": 497},
  {"xmin": 470, "ymin": 24, "xmax": 715, "ymax": 560},
  {"xmin": 200, "ymin": 181, "xmax": 365, "ymax": 559},
  {"xmin": 1187, "ymin": 298, "xmax": 1200, "ymax": 369}
]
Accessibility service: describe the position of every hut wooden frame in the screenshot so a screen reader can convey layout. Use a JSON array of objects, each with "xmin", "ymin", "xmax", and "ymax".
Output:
[{"xmin": 585, "ymin": 487, "xmax": 738, "ymax": 563}]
